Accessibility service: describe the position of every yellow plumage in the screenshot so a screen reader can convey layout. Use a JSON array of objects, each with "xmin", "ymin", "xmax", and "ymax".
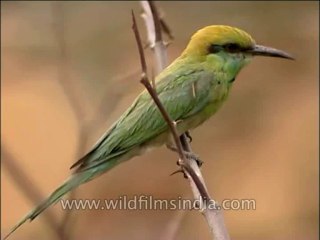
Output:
[{"xmin": 182, "ymin": 25, "xmax": 256, "ymax": 56}]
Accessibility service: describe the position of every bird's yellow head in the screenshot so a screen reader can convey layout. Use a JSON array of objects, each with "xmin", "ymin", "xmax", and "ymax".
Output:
[
  {"xmin": 183, "ymin": 25, "xmax": 255, "ymax": 56},
  {"xmin": 181, "ymin": 25, "xmax": 293, "ymax": 68}
]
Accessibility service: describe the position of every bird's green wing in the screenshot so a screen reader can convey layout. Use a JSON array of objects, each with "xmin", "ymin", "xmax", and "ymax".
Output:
[
  {"xmin": 74, "ymin": 68, "xmax": 215, "ymax": 172},
  {"xmin": 70, "ymin": 97, "xmax": 140, "ymax": 169}
]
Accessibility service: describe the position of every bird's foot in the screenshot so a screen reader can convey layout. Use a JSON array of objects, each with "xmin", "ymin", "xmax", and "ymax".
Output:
[
  {"xmin": 185, "ymin": 131, "xmax": 193, "ymax": 143},
  {"xmin": 193, "ymin": 156, "xmax": 203, "ymax": 167},
  {"xmin": 166, "ymin": 144, "xmax": 204, "ymax": 167},
  {"xmin": 183, "ymin": 151, "xmax": 203, "ymax": 167}
]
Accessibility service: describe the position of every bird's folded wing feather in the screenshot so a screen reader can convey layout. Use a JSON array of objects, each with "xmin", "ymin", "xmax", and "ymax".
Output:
[{"xmin": 73, "ymin": 68, "xmax": 214, "ymax": 172}]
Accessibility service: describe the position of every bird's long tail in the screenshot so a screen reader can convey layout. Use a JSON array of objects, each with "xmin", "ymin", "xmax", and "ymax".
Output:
[{"xmin": 3, "ymin": 169, "xmax": 97, "ymax": 239}]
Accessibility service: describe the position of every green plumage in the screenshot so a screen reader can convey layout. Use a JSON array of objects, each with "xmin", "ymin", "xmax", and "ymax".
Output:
[
  {"xmin": 6, "ymin": 24, "xmax": 292, "ymax": 239},
  {"xmin": 6, "ymin": 58, "xmax": 233, "ymax": 237},
  {"xmin": 73, "ymin": 60, "xmax": 232, "ymax": 172}
]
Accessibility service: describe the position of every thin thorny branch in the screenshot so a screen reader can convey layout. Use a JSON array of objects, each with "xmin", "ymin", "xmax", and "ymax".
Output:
[
  {"xmin": 133, "ymin": 7, "xmax": 211, "ymax": 210},
  {"xmin": 136, "ymin": 1, "xmax": 230, "ymax": 240},
  {"xmin": 138, "ymin": 1, "xmax": 211, "ymax": 200},
  {"xmin": 141, "ymin": 1, "xmax": 194, "ymax": 159}
]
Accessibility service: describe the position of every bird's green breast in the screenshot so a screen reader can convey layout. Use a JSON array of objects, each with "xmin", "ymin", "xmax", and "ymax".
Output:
[
  {"xmin": 143, "ymin": 74, "xmax": 232, "ymax": 148},
  {"xmin": 177, "ymin": 78, "xmax": 231, "ymax": 134}
]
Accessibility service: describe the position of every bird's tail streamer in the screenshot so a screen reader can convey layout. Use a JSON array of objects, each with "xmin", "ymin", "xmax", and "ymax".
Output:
[{"xmin": 3, "ymin": 170, "xmax": 96, "ymax": 239}]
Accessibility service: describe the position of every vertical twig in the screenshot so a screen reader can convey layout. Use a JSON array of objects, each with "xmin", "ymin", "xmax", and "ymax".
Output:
[
  {"xmin": 137, "ymin": 2, "xmax": 230, "ymax": 239},
  {"xmin": 140, "ymin": 1, "xmax": 167, "ymax": 74}
]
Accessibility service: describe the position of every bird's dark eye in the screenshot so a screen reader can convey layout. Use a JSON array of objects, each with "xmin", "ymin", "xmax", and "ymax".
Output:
[
  {"xmin": 208, "ymin": 43, "xmax": 242, "ymax": 54},
  {"xmin": 223, "ymin": 43, "xmax": 241, "ymax": 53},
  {"xmin": 208, "ymin": 44, "xmax": 222, "ymax": 54}
]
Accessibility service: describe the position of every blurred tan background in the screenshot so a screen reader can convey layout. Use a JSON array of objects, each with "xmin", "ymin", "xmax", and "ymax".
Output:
[{"xmin": 1, "ymin": 1, "xmax": 318, "ymax": 240}]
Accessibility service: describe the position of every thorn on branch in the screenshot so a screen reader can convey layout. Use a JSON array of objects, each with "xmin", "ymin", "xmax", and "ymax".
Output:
[
  {"xmin": 164, "ymin": 40, "xmax": 173, "ymax": 48},
  {"xmin": 170, "ymin": 169, "xmax": 187, "ymax": 179}
]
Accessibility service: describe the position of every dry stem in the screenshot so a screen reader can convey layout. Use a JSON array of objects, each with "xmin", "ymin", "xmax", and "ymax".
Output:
[{"xmin": 135, "ymin": 2, "xmax": 230, "ymax": 239}]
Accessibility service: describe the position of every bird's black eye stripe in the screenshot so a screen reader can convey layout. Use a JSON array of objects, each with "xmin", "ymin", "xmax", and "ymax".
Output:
[
  {"xmin": 208, "ymin": 44, "xmax": 222, "ymax": 54},
  {"xmin": 223, "ymin": 43, "xmax": 241, "ymax": 53},
  {"xmin": 208, "ymin": 43, "xmax": 246, "ymax": 54}
]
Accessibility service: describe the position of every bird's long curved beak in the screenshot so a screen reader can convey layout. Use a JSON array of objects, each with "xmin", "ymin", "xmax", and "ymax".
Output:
[{"xmin": 247, "ymin": 44, "xmax": 294, "ymax": 60}]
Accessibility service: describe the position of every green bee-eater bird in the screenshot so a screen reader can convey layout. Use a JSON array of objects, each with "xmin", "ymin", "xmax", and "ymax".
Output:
[{"xmin": 4, "ymin": 25, "xmax": 293, "ymax": 238}]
